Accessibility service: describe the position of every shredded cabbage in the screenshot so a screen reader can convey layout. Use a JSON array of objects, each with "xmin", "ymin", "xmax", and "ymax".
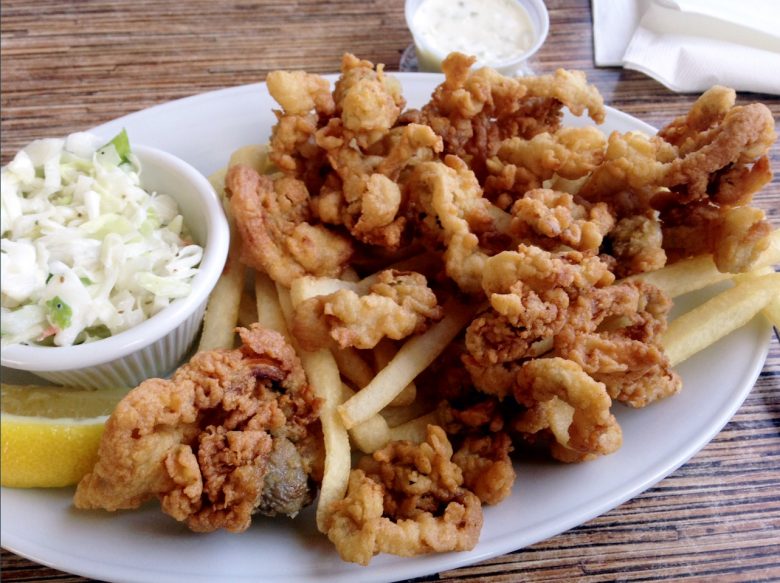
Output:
[{"xmin": 0, "ymin": 130, "xmax": 204, "ymax": 347}]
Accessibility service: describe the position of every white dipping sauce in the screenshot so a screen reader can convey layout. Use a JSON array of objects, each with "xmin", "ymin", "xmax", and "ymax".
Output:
[{"xmin": 412, "ymin": 0, "xmax": 535, "ymax": 64}]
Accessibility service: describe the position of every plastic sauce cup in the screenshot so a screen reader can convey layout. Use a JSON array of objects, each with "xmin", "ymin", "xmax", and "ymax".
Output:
[{"xmin": 405, "ymin": 0, "xmax": 550, "ymax": 76}]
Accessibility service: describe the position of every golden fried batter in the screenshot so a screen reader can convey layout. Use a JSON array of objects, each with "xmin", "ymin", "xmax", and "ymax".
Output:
[
  {"xmin": 226, "ymin": 165, "xmax": 353, "ymax": 286},
  {"xmin": 485, "ymin": 126, "xmax": 607, "ymax": 204},
  {"xmin": 452, "ymin": 432, "xmax": 515, "ymax": 505},
  {"xmin": 508, "ymin": 189, "xmax": 614, "ymax": 253},
  {"xmin": 554, "ymin": 281, "xmax": 681, "ymax": 408},
  {"xmin": 325, "ymin": 425, "xmax": 483, "ymax": 565},
  {"xmin": 408, "ymin": 156, "xmax": 498, "ymax": 293},
  {"xmin": 292, "ymin": 269, "xmax": 443, "ymax": 350},
  {"xmin": 514, "ymin": 358, "xmax": 622, "ymax": 463},
  {"xmin": 74, "ymin": 325, "xmax": 321, "ymax": 533}
]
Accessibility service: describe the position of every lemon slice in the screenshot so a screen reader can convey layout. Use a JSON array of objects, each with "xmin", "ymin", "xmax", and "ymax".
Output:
[{"xmin": 1, "ymin": 383, "xmax": 127, "ymax": 488}]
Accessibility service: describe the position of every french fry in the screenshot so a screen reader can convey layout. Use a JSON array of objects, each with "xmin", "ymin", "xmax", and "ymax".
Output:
[
  {"xmin": 276, "ymin": 284, "xmax": 350, "ymax": 533},
  {"xmin": 626, "ymin": 228, "xmax": 780, "ymax": 298},
  {"xmin": 338, "ymin": 384, "xmax": 392, "ymax": 454},
  {"xmin": 332, "ymin": 348, "xmax": 374, "ymax": 389},
  {"xmin": 198, "ymin": 215, "xmax": 245, "ymax": 350},
  {"xmin": 254, "ymin": 271, "xmax": 289, "ymax": 338},
  {"xmin": 387, "ymin": 411, "xmax": 441, "ymax": 444},
  {"xmin": 373, "ymin": 340, "xmax": 416, "ymax": 407},
  {"xmin": 289, "ymin": 276, "xmax": 359, "ymax": 308},
  {"xmin": 762, "ymin": 296, "xmax": 780, "ymax": 329},
  {"xmin": 237, "ymin": 284, "xmax": 258, "ymax": 328},
  {"xmin": 338, "ymin": 299, "xmax": 474, "ymax": 430},
  {"xmin": 228, "ymin": 144, "xmax": 272, "ymax": 174},
  {"xmin": 198, "ymin": 167, "xmax": 246, "ymax": 351},
  {"xmin": 662, "ymin": 273, "xmax": 780, "ymax": 366}
]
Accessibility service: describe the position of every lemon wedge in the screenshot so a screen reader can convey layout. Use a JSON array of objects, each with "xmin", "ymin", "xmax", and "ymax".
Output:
[{"xmin": 1, "ymin": 383, "xmax": 127, "ymax": 488}]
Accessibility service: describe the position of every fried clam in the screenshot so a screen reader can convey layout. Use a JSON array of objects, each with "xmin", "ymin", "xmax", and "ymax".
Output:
[
  {"xmin": 465, "ymin": 245, "xmax": 614, "ymax": 372},
  {"xmin": 507, "ymin": 188, "xmax": 615, "ymax": 253},
  {"xmin": 577, "ymin": 86, "xmax": 775, "ymax": 273},
  {"xmin": 484, "ymin": 126, "xmax": 607, "ymax": 208},
  {"xmin": 225, "ymin": 165, "xmax": 353, "ymax": 287},
  {"xmin": 324, "ymin": 425, "xmax": 483, "ymax": 565},
  {"xmin": 416, "ymin": 53, "xmax": 605, "ymax": 180},
  {"xmin": 74, "ymin": 325, "xmax": 322, "ymax": 533},
  {"xmin": 266, "ymin": 70, "xmax": 335, "ymax": 191},
  {"xmin": 513, "ymin": 357, "xmax": 622, "ymax": 463},
  {"xmin": 554, "ymin": 280, "xmax": 681, "ymax": 408},
  {"xmin": 291, "ymin": 269, "xmax": 444, "ymax": 351},
  {"xmin": 314, "ymin": 119, "xmax": 443, "ymax": 248},
  {"xmin": 407, "ymin": 155, "xmax": 500, "ymax": 293}
]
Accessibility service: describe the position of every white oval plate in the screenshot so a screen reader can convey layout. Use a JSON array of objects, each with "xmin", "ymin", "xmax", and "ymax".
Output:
[{"xmin": 0, "ymin": 73, "xmax": 771, "ymax": 583}]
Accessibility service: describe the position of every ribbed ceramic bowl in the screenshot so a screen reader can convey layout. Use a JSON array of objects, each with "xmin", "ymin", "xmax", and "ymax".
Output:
[{"xmin": 0, "ymin": 145, "xmax": 229, "ymax": 389}]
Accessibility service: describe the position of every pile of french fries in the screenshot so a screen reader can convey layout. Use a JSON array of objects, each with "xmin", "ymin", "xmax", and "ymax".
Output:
[{"xmin": 201, "ymin": 143, "xmax": 780, "ymax": 534}]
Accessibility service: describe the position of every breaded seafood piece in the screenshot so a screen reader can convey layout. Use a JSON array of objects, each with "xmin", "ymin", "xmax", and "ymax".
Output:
[
  {"xmin": 661, "ymin": 200, "xmax": 772, "ymax": 274},
  {"xmin": 577, "ymin": 130, "xmax": 678, "ymax": 214},
  {"xmin": 661, "ymin": 101, "xmax": 776, "ymax": 204},
  {"xmin": 266, "ymin": 70, "xmax": 335, "ymax": 117},
  {"xmin": 608, "ymin": 213, "xmax": 667, "ymax": 277},
  {"xmin": 485, "ymin": 126, "xmax": 607, "ymax": 203},
  {"xmin": 226, "ymin": 165, "xmax": 353, "ymax": 287},
  {"xmin": 292, "ymin": 269, "xmax": 443, "ymax": 351},
  {"xmin": 513, "ymin": 357, "xmax": 622, "ymax": 463},
  {"xmin": 315, "ymin": 120, "xmax": 442, "ymax": 248},
  {"xmin": 74, "ymin": 325, "xmax": 321, "ymax": 533},
  {"xmin": 325, "ymin": 425, "xmax": 483, "ymax": 565},
  {"xmin": 333, "ymin": 53, "xmax": 405, "ymax": 146},
  {"xmin": 266, "ymin": 70, "xmax": 334, "ymax": 189},
  {"xmin": 517, "ymin": 68, "xmax": 605, "ymax": 125},
  {"xmin": 508, "ymin": 189, "xmax": 615, "ymax": 253},
  {"xmin": 464, "ymin": 245, "xmax": 614, "ymax": 395},
  {"xmin": 417, "ymin": 54, "xmax": 605, "ymax": 178},
  {"xmin": 408, "ymin": 156, "xmax": 497, "ymax": 293},
  {"xmin": 554, "ymin": 280, "xmax": 681, "ymax": 408},
  {"xmin": 451, "ymin": 432, "xmax": 515, "ymax": 506}
]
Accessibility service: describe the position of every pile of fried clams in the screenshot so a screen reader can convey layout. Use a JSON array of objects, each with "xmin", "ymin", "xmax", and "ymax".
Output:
[{"xmin": 74, "ymin": 53, "xmax": 776, "ymax": 566}]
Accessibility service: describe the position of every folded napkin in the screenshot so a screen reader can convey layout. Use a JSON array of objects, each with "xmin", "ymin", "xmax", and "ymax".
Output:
[{"xmin": 592, "ymin": 0, "xmax": 780, "ymax": 94}]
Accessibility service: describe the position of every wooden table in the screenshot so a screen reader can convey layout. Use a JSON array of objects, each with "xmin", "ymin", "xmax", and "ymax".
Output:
[{"xmin": 2, "ymin": 1, "xmax": 779, "ymax": 581}]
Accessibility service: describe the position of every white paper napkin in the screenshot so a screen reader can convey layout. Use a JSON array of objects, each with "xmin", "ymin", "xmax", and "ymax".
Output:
[{"xmin": 592, "ymin": 0, "xmax": 780, "ymax": 94}]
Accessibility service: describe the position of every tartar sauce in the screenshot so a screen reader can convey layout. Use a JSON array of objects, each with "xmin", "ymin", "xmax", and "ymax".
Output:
[{"xmin": 412, "ymin": 0, "xmax": 535, "ymax": 66}]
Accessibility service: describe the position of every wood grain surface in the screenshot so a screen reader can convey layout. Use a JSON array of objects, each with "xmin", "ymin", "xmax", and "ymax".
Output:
[{"xmin": 2, "ymin": 1, "xmax": 779, "ymax": 581}]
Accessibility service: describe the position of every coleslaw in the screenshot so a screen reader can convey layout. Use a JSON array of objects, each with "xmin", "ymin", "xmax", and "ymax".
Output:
[{"xmin": 0, "ymin": 131, "xmax": 203, "ymax": 347}]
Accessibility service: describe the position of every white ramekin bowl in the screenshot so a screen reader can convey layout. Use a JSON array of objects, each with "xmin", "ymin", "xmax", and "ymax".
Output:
[
  {"xmin": 405, "ymin": 0, "xmax": 550, "ymax": 76},
  {"xmin": 0, "ymin": 145, "xmax": 230, "ymax": 389}
]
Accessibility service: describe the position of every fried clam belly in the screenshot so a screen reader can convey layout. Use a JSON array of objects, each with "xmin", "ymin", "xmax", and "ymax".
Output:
[
  {"xmin": 266, "ymin": 69, "xmax": 335, "ymax": 191},
  {"xmin": 507, "ymin": 188, "xmax": 615, "ymax": 253},
  {"xmin": 292, "ymin": 269, "xmax": 443, "ymax": 351},
  {"xmin": 308, "ymin": 54, "xmax": 441, "ymax": 249},
  {"xmin": 332, "ymin": 53, "xmax": 405, "ymax": 145},
  {"xmin": 463, "ymin": 245, "xmax": 615, "ymax": 398},
  {"xmin": 605, "ymin": 212, "xmax": 667, "ymax": 278},
  {"xmin": 314, "ymin": 119, "xmax": 442, "ymax": 248},
  {"xmin": 407, "ymin": 155, "xmax": 500, "ymax": 294},
  {"xmin": 484, "ymin": 126, "xmax": 607, "ymax": 207},
  {"xmin": 74, "ymin": 325, "xmax": 321, "ymax": 533},
  {"xmin": 554, "ymin": 280, "xmax": 681, "ymax": 408},
  {"xmin": 577, "ymin": 86, "xmax": 775, "ymax": 273},
  {"xmin": 415, "ymin": 53, "xmax": 605, "ymax": 179},
  {"xmin": 513, "ymin": 357, "xmax": 622, "ymax": 463},
  {"xmin": 324, "ymin": 425, "xmax": 483, "ymax": 565},
  {"xmin": 225, "ymin": 164, "xmax": 353, "ymax": 286}
]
